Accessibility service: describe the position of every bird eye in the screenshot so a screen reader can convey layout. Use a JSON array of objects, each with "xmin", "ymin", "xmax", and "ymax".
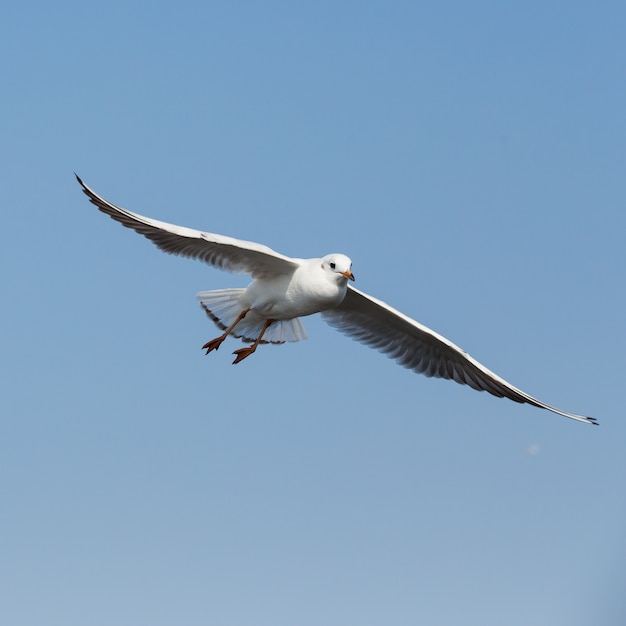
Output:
[{"xmin": 330, "ymin": 262, "xmax": 336, "ymax": 269}]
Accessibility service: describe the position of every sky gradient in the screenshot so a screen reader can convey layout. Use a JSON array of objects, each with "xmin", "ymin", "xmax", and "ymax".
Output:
[{"xmin": 2, "ymin": 2, "xmax": 625, "ymax": 625}]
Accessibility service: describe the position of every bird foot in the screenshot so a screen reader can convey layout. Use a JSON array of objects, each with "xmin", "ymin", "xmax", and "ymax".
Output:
[
  {"xmin": 232, "ymin": 346, "xmax": 256, "ymax": 364},
  {"xmin": 202, "ymin": 336, "xmax": 225, "ymax": 354}
]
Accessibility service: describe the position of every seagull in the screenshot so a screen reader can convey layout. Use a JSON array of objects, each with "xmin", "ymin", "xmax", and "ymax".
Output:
[{"xmin": 76, "ymin": 175, "xmax": 596, "ymax": 425}]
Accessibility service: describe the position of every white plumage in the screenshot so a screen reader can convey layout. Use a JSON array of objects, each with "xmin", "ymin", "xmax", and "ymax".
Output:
[{"xmin": 76, "ymin": 175, "xmax": 596, "ymax": 425}]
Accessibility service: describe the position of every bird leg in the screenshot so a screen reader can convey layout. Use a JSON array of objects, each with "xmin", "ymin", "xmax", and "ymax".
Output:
[
  {"xmin": 232, "ymin": 319, "xmax": 274, "ymax": 364},
  {"xmin": 202, "ymin": 308, "xmax": 250, "ymax": 355}
]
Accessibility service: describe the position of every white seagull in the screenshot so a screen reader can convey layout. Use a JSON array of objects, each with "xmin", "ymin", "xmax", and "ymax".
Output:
[{"xmin": 76, "ymin": 175, "xmax": 596, "ymax": 425}]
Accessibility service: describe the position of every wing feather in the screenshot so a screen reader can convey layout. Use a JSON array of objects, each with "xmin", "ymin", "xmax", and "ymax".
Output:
[
  {"xmin": 76, "ymin": 175, "xmax": 299, "ymax": 279},
  {"xmin": 323, "ymin": 285, "xmax": 597, "ymax": 425}
]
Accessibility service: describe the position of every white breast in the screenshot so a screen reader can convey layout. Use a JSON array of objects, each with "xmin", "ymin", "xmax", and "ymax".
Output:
[{"xmin": 243, "ymin": 259, "xmax": 347, "ymax": 320}]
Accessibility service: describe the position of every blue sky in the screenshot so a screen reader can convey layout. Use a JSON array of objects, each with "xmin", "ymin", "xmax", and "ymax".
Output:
[{"xmin": 2, "ymin": 1, "xmax": 625, "ymax": 624}]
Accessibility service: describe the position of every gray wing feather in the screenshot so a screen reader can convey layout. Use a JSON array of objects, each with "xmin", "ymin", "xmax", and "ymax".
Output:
[
  {"xmin": 76, "ymin": 175, "xmax": 299, "ymax": 278},
  {"xmin": 323, "ymin": 286, "xmax": 597, "ymax": 425}
]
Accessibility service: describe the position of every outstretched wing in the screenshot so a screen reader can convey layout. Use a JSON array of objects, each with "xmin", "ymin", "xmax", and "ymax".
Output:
[
  {"xmin": 76, "ymin": 175, "xmax": 299, "ymax": 279},
  {"xmin": 323, "ymin": 285, "xmax": 597, "ymax": 425}
]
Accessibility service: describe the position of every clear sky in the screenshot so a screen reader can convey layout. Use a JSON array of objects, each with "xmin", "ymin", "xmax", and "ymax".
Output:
[{"xmin": 2, "ymin": 2, "xmax": 625, "ymax": 625}]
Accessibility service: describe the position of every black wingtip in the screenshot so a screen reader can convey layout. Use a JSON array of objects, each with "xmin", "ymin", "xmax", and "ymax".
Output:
[{"xmin": 74, "ymin": 172, "xmax": 84, "ymax": 187}]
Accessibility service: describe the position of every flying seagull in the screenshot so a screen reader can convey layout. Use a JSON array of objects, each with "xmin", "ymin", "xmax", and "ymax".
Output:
[{"xmin": 76, "ymin": 175, "xmax": 596, "ymax": 425}]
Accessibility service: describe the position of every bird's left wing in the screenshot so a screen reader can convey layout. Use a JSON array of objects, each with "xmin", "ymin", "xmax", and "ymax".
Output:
[
  {"xmin": 76, "ymin": 175, "xmax": 299, "ymax": 278},
  {"xmin": 322, "ymin": 285, "xmax": 596, "ymax": 425}
]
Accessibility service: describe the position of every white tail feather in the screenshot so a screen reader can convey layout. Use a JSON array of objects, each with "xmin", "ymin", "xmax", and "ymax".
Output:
[{"xmin": 196, "ymin": 289, "xmax": 308, "ymax": 344}]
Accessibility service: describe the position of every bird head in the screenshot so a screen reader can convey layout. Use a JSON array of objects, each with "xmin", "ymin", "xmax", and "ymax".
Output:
[{"xmin": 322, "ymin": 253, "xmax": 355, "ymax": 281}]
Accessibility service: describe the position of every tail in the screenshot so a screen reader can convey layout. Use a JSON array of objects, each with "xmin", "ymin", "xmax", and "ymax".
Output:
[{"xmin": 196, "ymin": 289, "xmax": 308, "ymax": 344}]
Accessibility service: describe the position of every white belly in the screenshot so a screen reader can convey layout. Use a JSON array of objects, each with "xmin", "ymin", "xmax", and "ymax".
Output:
[{"xmin": 243, "ymin": 263, "xmax": 347, "ymax": 320}]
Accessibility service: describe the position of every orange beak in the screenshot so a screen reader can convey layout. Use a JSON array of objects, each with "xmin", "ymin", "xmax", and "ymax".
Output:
[{"xmin": 342, "ymin": 269, "xmax": 355, "ymax": 281}]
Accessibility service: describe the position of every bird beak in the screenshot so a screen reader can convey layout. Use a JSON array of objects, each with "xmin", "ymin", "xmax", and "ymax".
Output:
[{"xmin": 342, "ymin": 270, "xmax": 355, "ymax": 281}]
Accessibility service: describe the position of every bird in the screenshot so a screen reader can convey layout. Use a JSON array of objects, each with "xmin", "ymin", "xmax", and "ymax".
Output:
[{"xmin": 76, "ymin": 174, "xmax": 597, "ymax": 425}]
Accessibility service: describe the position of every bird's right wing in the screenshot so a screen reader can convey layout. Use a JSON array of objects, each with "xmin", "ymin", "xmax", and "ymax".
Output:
[
  {"xmin": 76, "ymin": 175, "xmax": 300, "ymax": 278},
  {"xmin": 322, "ymin": 285, "xmax": 597, "ymax": 425}
]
